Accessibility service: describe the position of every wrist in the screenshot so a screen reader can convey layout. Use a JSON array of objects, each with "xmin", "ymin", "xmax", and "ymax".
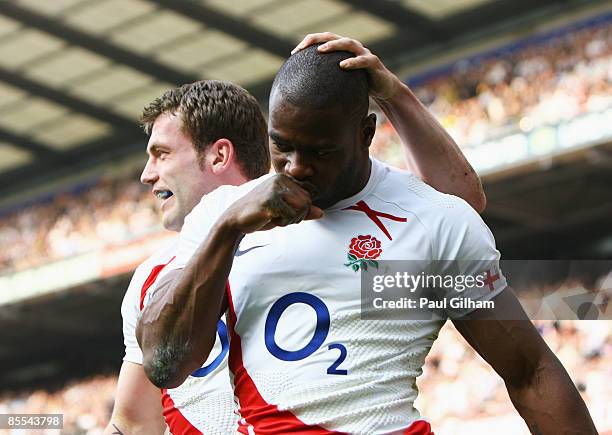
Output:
[
  {"xmin": 214, "ymin": 213, "xmax": 246, "ymax": 241},
  {"xmin": 373, "ymin": 77, "xmax": 406, "ymax": 104}
]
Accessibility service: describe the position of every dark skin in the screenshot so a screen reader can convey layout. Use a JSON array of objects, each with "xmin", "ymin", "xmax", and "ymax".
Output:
[
  {"xmin": 453, "ymin": 291, "xmax": 597, "ymax": 434},
  {"xmin": 137, "ymin": 95, "xmax": 597, "ymax": 435},
  {"xmin": 268, "ymin": 91, "xmax": 376, "ymax": 209}
]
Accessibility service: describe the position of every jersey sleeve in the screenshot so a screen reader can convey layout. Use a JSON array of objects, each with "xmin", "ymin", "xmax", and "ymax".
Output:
[
  {"xmin": 433, "ymin": 201, "xmax": 507, "ymax": 317},
  {"xmin": 121, "ymin": 271, "xmax": 144, "ymax": 365},
  {"xmin": 170, "ymin": 174, "xmax": 273, "ymax": 271}
]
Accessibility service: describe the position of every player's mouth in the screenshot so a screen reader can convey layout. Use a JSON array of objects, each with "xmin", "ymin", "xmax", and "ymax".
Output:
[
  {"xmin": 293, "ymin": 179, "xmax": 319, "ymax": 200},
  {"xmin": 154, "ymin": 189, "xmax": 174, "ymax": 208}
]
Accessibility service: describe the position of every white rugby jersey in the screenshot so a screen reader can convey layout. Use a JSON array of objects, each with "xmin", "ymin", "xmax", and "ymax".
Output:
[
  {"xmin": 121, "ymin": 238, "xmax": 237, "ymax": 435},
  {"xmin": 172, "ymin": 160, "xmax": 507, "ymax": 434}
]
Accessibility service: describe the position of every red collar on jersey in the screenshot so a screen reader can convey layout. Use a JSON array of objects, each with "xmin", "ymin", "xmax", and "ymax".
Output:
[{"xmin": 343, "ymin": 200, "xmax": 407, "ymax": 241}]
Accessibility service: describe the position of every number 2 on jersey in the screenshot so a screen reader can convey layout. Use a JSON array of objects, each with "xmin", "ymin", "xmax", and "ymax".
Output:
[{"xmin": 264, "ymin": 292, "xmax": 348, "ymax": 375}]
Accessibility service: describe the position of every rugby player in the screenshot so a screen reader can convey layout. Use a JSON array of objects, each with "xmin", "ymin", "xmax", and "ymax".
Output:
[
  {"xmin": 104, "ymin": 81, "xmax": 270, "ymax": 434},
  {"xmin": 138, "ymin": 35, "xmax": 597, "ymax": 434},
  {"xmin": 106, "ymin": 37, "xmax": 486, "ymax": 434}
]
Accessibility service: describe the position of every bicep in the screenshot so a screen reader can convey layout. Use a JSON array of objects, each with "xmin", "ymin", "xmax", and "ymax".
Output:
[
  {"xmin": 452, "ymin": 288, "xmax": 552, "ymax": 389},
  {"xmin": 108, "ymin": 361, "xmax": 166, "ymax": 434}
]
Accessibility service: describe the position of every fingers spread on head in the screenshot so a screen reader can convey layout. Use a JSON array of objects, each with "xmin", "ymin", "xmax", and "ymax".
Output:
[
  {"xmin": 319, "ymin": 37, "xmax": 365, "ymax": 55},
  {"xmin": 292, "ymin": 32, "xmax": 341, "ymax": 54},
  {"xmin": 340, "ymin": 54, "xmax": 379, "ymax": 70}
]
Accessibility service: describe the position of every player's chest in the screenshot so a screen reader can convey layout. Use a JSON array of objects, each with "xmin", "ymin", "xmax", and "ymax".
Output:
[{"xmin": 228, "ymin": 203, "xmax": 430, "ymax": 309}]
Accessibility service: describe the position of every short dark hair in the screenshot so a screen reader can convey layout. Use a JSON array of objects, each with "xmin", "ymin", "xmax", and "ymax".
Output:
[
  {"xmin": 270, "ymin": 44, "xmax": 369, "ymax": 118},
  {"xmin": 141, "ymin": 80, "xmax": 270, "ymax": 179}
]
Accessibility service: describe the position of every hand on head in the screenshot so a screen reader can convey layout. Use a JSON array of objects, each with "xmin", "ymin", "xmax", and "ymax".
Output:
[{"xmin": 292, "ymin": 32, "xmax": 403, "ymax": 101}]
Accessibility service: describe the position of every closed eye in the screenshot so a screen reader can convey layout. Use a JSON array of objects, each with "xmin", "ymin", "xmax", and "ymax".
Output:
[
  {"xmin": 315, "ymin": 149, "xmax": 333, "ymax": 157},
  {"xmin": 272, "ymin": 143, "xmax": 293, "ymax": 153}
]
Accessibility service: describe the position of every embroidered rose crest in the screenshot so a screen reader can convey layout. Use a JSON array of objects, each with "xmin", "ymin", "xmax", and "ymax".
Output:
[{"xmin": 344, "ymin": 235, "xmax": 382, "ymax": 272}]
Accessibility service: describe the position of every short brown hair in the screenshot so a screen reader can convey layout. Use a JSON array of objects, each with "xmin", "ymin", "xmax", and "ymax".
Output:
[{"xmin": 141, "ymin": 80, "xmax": 270, "ymax": 179}]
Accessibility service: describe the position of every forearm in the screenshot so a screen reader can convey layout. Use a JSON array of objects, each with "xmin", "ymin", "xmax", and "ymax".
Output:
[
  {"xmin": 104, "ymin": 361, "xmax": 166, "ymax": 434},
  {"xmin": 138, "ymin": 219, "xmax": 242, "ymax": 388},
  {"xmin": 508, "ymin": 351, "xmax": 597, "ymax": 434},
  {"xmin": 375, "ymin": 82, "xmax": 486, "ymax": 212}
]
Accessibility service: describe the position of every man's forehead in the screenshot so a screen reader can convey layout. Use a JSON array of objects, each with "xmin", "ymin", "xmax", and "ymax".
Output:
[
  {"xmin": 152, "ymin": 111, "xmax": 182, "ymax": 133},
  {"xmin": 269, "ymin": 129, "xmax": 340, "ymax": 150},
  {"xmin": 147, "ymin": 112, "xmax": 188, "ymax": 151}
]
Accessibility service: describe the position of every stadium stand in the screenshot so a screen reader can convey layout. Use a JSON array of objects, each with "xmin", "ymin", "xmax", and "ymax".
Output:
[
  {"xmin": 410, "ymin": 17, "xmax": 611, "ymax": 148},
  {"xmin": 0, "ymin": 172, "xmax": 159, "ymax": 274}
]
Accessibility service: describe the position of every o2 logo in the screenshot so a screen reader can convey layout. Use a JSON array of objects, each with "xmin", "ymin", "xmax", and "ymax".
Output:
[
  {"xmin": 264, "ymin": 292, "xmax": 348, "ymax": 375},
  {"xmin": 191, "ymin": 319, "xmax": 229, "ymax": 377}
]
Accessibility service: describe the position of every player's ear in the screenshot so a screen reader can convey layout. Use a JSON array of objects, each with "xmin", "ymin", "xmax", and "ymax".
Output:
[
  {"xmin": 208, "ymin": 138, "xmax": 236, "ymax": 175},
  {"xmin": 360, "ymin": 113, "xmax": 376, "ymax": 150}
]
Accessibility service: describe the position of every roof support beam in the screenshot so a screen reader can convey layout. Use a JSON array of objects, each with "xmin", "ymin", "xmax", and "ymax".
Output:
[
  {"xmin": 0, "ymin": 127, "xmax": 61, "ymax": 160},
  {"xmin": 145, "ymin": 0, "xmax": 288, "ymax": 103},
  {"xmin": 441, "ymin": 0, "xmax": 567, "ymax": 35},
  {"xmin": 0, "ymin": 2, "xmax": 276, "ymax": 106},
  {"xmin": 340, "ymin": 0, "xmax": 446, "ymax": 41},
  {"xmin": 0, "ymin": 1, "xmax": 198, "ymax": 86},
  {"xmin": 0, "ymin": 130, "xmax": 144, "ymax": 196},
  {"xmin": 146, "ymin": 0, "xmax": 295, "ymax": 58},
  {"xmin": 0, "ymin": 66, "xmax": 137, "ymax": 131}
]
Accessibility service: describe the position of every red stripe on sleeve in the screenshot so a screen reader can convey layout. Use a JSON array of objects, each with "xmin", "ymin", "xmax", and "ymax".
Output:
[{"xmin": 139, "ymin": 256, "xmax": 175, "ymax": 310}]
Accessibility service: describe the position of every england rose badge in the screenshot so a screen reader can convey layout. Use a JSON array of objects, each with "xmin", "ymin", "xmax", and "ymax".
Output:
[{"xmin": 344, "ymin": 235, "xmax": 382, "ymax": 272}]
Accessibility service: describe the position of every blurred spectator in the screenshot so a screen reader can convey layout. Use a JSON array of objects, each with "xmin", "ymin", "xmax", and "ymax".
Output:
[{"xmin": 0, "ymin": 375, "xmax": 116, "ymax": 435}]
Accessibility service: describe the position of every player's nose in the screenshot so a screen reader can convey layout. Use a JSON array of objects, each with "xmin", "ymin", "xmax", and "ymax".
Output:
[
  {"xmin": 285, "ymin": 153, "xmax": 313, "ymax": 180},
  {"xmin": 140, "ymin": 158, "xmax": 158, "ymax": 185}
]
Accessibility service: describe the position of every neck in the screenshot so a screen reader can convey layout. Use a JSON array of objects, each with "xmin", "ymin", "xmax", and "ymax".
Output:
[
  {"xmin": 220, "ymin": 166, "xmax": 252, "ymax": 187},
  {"xmin": 342, "ymin": 157, "xmax": 372, "ymax": 200}
]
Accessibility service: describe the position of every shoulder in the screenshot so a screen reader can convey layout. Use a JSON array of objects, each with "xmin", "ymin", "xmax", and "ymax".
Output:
[
  {"xmin": 372, "ymin": 161, "xmax": 475, "ymax": 227},
  {"xmin": 371, "ymin": 161, "xmax": 495, "ymax": 256},
  {"xmin": 121, "ymin": 238, "xmax": 178, "ymax": 310},
  {"xmin": 379, "ymin": 163, "xmax": 469, "ymax": 211}
]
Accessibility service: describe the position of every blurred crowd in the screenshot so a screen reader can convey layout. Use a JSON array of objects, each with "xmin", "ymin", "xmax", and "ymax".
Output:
[
  {"xmin": 411, "ymin": 20, "xmax": 612, "ymax": 148},
  {"xmin": 415, "ymin": 320, "xmax": 611, "ymax": 434},
  {"xmin": 0, "ymin": 375, "xmax": 115, "ymax": 435},
  {"xmin": 0, "ymin": 320, "xmax": 609, "ymax": 434},
  {"xmin": 0, "ymin": 174, "xmax": 160, "ymax": 273},
  {"xmin": 0, "ymin": 19, "xmax": 610, "ymax": 276}
]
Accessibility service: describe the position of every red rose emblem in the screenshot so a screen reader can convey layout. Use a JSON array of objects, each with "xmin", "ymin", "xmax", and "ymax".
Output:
[{"xmin": 349, "ymin": 235, "xmax": 382, "ymax": 260}]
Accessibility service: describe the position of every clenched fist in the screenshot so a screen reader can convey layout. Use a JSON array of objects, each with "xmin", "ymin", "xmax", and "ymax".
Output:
[{"xmin": 223, "ymin": 174, "xmax": 324, "ymax": 235}]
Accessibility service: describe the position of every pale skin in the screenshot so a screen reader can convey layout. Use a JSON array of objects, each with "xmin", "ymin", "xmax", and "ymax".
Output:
[
  {"xmin": 103, "ymin": 115, "xmax": 247, "ymax": 435},
  {"xmin": 102, "ymin": 362, "xmax": 165, "ymax": 435},
  {"xmin": 122, "ymin": 33, "xmax": 489, "ymax": 433}
]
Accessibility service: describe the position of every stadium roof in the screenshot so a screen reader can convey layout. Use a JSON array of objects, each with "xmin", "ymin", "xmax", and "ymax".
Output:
[{"xmin": 0, "ymin": 0, "xmax": 607, "ymax": 198}]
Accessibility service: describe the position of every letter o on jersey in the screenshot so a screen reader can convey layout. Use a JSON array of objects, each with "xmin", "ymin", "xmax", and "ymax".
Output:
[
  {"xmin": 191, "ymin": 319, "xmax": 230, "ymax": 377},
  {"xmin": 264, "ymin": 292, "xmax": 330, "ymax": 361}
]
